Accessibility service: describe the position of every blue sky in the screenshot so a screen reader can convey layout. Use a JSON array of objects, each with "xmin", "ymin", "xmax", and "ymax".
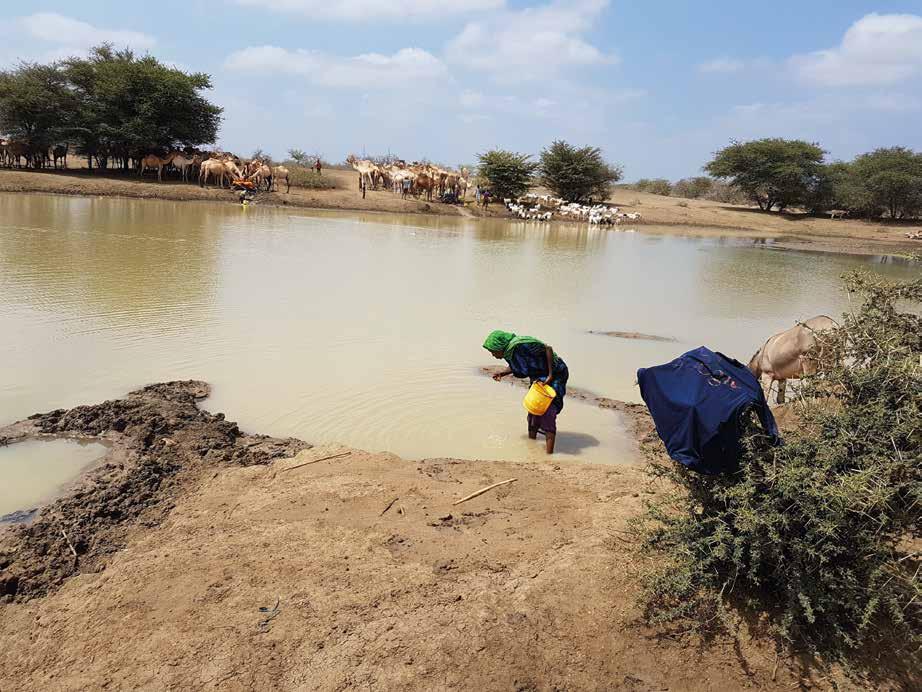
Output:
[{"xmin": 2, "ymin": 1, "xmax": 921, "ymax": 179}]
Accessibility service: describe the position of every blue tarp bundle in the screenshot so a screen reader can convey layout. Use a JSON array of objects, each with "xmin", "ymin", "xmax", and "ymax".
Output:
[{"xmin": 637, "ymin": 347, "xmax": 780, "ymax": 474}]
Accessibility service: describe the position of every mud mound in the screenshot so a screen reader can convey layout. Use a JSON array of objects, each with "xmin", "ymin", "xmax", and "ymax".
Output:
[{"xmin": 0, "ymin": 381, "xmax": 309, "ymax": 601}]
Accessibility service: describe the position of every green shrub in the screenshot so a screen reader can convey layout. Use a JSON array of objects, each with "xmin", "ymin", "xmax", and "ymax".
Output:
[
  {"xmin": 538, "ymin": 140, "xmax": 622, "ymax": 202},
  {"xmin": 672, "ymin": 176, "xmax": 713, "ymax": 199},
  {"xmin": 634, "ymin": 178, "xmax": 672, "ymax": 196},
  {"xmin": 634, "ymin": 269, "xmax": 922, "ymax": 670},
  {"xmin": 287, "ymin": 165, "xmax": 337, "ymax": 190},
  {"xmin": 476, "ymin": 149, "xmax": 537, "ymax": 199}
]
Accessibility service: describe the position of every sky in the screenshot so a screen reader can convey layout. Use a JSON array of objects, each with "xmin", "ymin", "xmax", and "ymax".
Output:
[{"xmin": 2, "ymin": 1, "xmax": 922, "ymax": 179}]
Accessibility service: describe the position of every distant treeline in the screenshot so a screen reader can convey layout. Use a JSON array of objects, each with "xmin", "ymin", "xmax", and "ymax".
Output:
[
  {"xmin": 0, "ymin": 44, "xmax": 222, "ymax": 170},
  {"xmin": 633, "ymin": 139, "xmax": 922, "ymax": 220}
]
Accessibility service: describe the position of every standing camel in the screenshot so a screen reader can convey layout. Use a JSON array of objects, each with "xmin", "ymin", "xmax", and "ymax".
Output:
[
  {"xmin": 747, "ymin": 315, "xmax": 838, "ymax": 404},
  {"xmin": 139, "ymin": 153, "xmax": 176, "ymax": 182},
  {"xmin": 272, "ymin": 165, "xmax": 290, "ymax": 193},
  {"xmin": 171, "ymin": 153, "xmax": 197, "ymax": 182},
  {"xmin": 52, "ymin": 144, "xmax": 68, "ymax": 169},
  {"xmin": 245, "ymin": 160, "xmax": 273, "ymax": 191},
  {"xmin": 199, "ymin": 158, "xmax": 243, "ymax": 189}
]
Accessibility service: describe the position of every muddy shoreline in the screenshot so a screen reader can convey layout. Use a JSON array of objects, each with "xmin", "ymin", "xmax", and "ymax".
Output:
[
  {"xmin": 0, "ymin": 382, "xmax": 907, "ymax": 690},
  {"xmin": 0, "ymin": 381, "xmax": 307, "ymax": 601}
]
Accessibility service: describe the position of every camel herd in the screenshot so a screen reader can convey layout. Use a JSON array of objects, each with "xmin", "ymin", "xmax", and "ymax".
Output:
[
  {"xmin": 348, "ymin": 156, "xmax": 469, "ymax": 202},
  {"xmin": 1, "ymin": 140, "xmax": 68, "ymax": 169},
  {"xmin": 133, "ymin": 151, "xmax": 290, "ymax": 192}
]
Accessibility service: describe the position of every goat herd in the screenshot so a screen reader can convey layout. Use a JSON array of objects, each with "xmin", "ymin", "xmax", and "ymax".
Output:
[{"xmin": 506, "ymin": 194, "xmax": 643, "ymax": 225}]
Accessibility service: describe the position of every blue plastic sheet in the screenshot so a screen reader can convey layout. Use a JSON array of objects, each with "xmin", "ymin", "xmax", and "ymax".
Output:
[{"xmin": 637, "ymin": 347, "xmax": 780, "ymax": 474}]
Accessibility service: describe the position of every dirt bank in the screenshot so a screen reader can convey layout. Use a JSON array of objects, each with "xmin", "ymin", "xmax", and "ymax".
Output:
[
  {"xmin": 0, "ymin": 383, "xmax": 862, "ymax": 690},
  {"xmin": 0, "ymin": 167, "xmax": 468, "ymax": 218},
  {"xmin": 3, "ymin": 167, "xmax": 922, "ymax": 257}
]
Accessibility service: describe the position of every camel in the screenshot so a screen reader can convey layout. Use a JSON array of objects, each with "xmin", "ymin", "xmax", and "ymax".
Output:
[
  {"xmin": 414, "ymin": 172, "xmax": 435, "ymax": 202},
  {"xmin": 244, "ymin": 160, "xmax": 273, "ymax": 191},
  {"xmin": 199, "ymin": 158, "xmax": 243, "ymax": 189},
  {"xmin": 171, "ymin": 153, "xmax": 197, "ymax": 182},
  {"xmin": 748, "ymin": 315, "xmax": 838, "ymax": 404},
  {"xmin": 52, "ymin": 144, "xmax": 68, "ymax": 169},
  {"xmin": 4, "ymin": 141, "xmax": 27, "ymax": 168},
  {"xmin": 272, "ymin": 165, "xmax": 290, "ymax": 193},
  {"xmin": 348, "ymin": 155, "xmax": 378, "ymax": 191},
  {"xmin": 139, "ymin": 153, "xmax": 175, "ymax": 182}
]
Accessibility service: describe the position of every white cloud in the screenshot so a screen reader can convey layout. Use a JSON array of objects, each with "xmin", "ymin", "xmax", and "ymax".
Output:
[
  {"xmin": 18, "ymin": 12, "xmax": 155, "ymax": 50},
  {"xmin": 445, "ymin": 0, "xmax": 615, "ymax": 81},
  {"xmin": 791, "ymin": 13, "xmax": 922, "ymax": 87},
  {"xmin": 224, "ymin": 45, "xmax": 447, "ymax": 88},
  {"xmin": 235, "ymin": 0, "xmax": 504, "ymax": 21},
  {"xmin": 698, "ymin": 57, "xmax": 744, "ymax": 74}
]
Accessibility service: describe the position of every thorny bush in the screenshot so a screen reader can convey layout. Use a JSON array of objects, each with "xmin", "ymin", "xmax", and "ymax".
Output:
[{"xmin": 634, "ymin": 266, "xmax": 922, "ymax": 670}]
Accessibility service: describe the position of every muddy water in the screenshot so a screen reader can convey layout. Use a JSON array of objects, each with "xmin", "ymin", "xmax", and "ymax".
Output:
[
  {"xmin": 0, "ymin": 194, "xmax": 917, "ymax": 467},
  {"xmin": 0, "ymin": 438, "xmax": 107, "ymax": 517}
]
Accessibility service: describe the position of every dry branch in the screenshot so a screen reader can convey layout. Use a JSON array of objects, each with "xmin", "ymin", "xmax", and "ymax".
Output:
[
  {"xmin": 279, "ymin": 451, "xmax": 352, "ymax": 473},
  {"xmin": 453, "ymin": 478, "xmax": 517, "ymax": 505}
]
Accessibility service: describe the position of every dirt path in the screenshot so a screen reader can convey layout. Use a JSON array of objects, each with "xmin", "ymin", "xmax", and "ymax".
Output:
[{"xmin": 0, "ymin": 383, "xmax": 862, "ymax": 690}]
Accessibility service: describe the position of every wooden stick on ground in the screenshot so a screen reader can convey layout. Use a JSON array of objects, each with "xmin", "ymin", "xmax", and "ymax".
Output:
[
  {"xmin": 380, "ymin": 497, "xmax": 399, "ymax": 516},
  {"xmin": 279, "ymin": 451, "xmax": 352, "ymax": 473},
  {"xmin": 60, "ymin": 528, "xmax": 78, "ymax": 564},
  {"xmin": 453, "ymin": 478, "xmax": 517, "ymax": 506}
]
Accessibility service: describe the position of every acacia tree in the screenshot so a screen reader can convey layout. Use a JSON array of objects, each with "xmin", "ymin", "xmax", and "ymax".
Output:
[
  {"xmin": 288, "ymin": 149, "xmax": 308, "ymax": 165},
  {"xmin": 59, "ymin": 45, "xmax": 222, "ymax": 170},
  {"xmin": 705, "ymin": 138, "xmax": 826, "ymax": 212},
  {"xmin": 850, "ymin": 147, "xmax": 922, "ymax": 219},
  {"xmin": 538, "ymin": 140, "xmax": 623, "ymax": 202},
  {"xmin": 0, "ymin": 62, "xmax": 77, "ymax": 164},
  {"xmin": 476, "ymin": 149, "xmax": 537, "ymax": 199}
]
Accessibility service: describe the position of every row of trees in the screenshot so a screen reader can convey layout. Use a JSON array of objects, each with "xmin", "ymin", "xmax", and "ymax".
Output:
[
  {"xmin": 477, "ymin": 141, "xmax": 622, "ymax": 203},
  {"xmin": 0, "ymin": 45, "xmax": 222, "ymax": 170},
  {"xmin": 706, "ymin": 139, "xmax": 922, "ymax": 219}
]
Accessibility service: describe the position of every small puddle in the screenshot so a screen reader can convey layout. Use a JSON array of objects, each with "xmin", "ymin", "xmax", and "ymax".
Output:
[{"xmin": 0, "ymin": 438, "xmax": 108, "ymax": 521}]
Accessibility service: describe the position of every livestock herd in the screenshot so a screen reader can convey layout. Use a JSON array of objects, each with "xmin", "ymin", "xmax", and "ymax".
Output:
[
  {"xmin": 137, "ymin": 151, "xmax": 290, "ymax": 192},
  {"xmin": 0, "ymin": 140, "xmax": 69, "ymax": 169},
  {"xmin": 506, "ymin": 194, "xmax": 643, "ymax": 225},
  {"xmin": 347, "ymin": 156, "xmax": 469, "ymax": 201}
]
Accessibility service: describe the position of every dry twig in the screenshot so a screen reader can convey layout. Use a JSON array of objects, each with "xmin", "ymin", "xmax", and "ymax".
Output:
[
  {"xmin": 279, "ymin": 451, "xmax": 352, "ymax": 473},
  {"xmin": 453, "ymin": 478, "xmax": 517, "ymax": 505}
]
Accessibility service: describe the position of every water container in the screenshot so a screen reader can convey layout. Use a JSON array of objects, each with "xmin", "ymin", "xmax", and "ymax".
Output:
[{"xmin": 523, "ymin": 382, "xmax": 557, "ymax": 416}]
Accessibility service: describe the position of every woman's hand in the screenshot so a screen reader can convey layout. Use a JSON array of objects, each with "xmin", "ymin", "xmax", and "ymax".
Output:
[{"xmin": 492, "ymin": 368, "xmax": 512, "ymax": 381}]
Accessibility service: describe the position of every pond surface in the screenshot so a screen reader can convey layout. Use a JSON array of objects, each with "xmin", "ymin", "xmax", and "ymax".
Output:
[
  {"xmin": 0, "ymin": 194, "xmax": 917, "ymax": 465},
  {"xmin": 0, "ymin": 438, "xmax": 108, "ymax": 518}
]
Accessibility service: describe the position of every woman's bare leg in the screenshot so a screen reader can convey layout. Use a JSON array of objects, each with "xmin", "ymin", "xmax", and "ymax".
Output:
[{"xmin": 545, "ymin": 432, "xmax": 556, "ymax": 454}]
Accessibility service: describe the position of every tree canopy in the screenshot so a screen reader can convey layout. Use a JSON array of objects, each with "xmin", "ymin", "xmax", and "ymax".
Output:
[
  {"xmin": 849, "ymin": 147, "xmax": 922, "ymax": 220},
  {"xmin": 538, "ymin": 140, "xmax": 622, "ymax": 202},
  {"xmin": 477, "ymin": 149, "xmax": 537, "ymax": 199},
  {"xmin": 704, "ymin": 138, "xmax": 826, "ymax": 212},
  {"xmin": 0, "ymin": 44, "xmax": 222, "ymax": 168}
]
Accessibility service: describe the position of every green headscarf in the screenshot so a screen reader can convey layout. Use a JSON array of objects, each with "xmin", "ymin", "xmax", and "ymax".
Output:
[{"xmin": 483, "ymin": 330, "xmax": 548, "ymax": 361}]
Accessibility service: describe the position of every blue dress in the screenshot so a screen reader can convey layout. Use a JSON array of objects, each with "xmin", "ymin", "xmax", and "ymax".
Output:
[{"xmin": 506, "ymin": 343, "xmax": 569, "ymax": 413}]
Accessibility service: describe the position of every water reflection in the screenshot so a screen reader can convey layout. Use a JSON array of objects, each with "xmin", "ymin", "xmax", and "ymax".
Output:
[{"xmin": 1, "ymin": 195, "xmax": 917, "ymax": 465}]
